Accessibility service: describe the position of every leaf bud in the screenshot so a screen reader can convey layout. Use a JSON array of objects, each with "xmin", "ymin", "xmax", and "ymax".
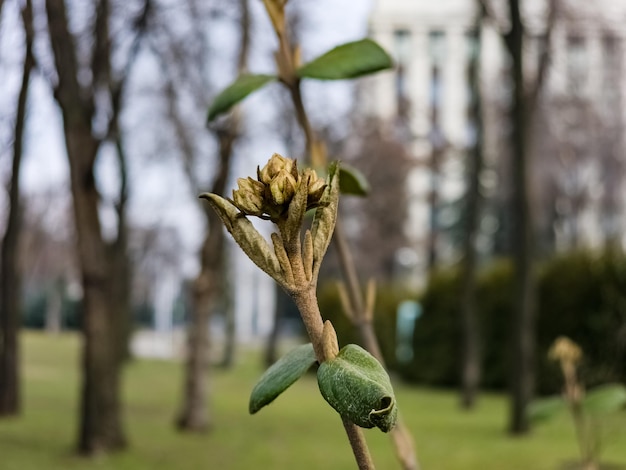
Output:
[
  {"xmin": 306, "ymin": 170, "xmax": 327, "ymax": 209},
  {"xmin": 232, "ymin": 177, "xmax": 265, "ymax": 216},
  {"xmin": 269, "ymin": 169, "xmax": 298, "ymax": 205}
]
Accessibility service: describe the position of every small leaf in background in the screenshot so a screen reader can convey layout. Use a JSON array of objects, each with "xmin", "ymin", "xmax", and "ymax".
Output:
[
  {"xmin": 317, "ymin": 344, "xmax": 397, "ymax": 432},
  {"xmin": 249, "ymin": 343, "xmax": 317, "ymax": 414},
  {"xmin": 528, "ymin": 396, "xmax": 566, "ymax": 423},
  {"xmin": 296, "ymin": 39, "xmax": 393, "ymax": 80},
  {"xmin": 583, "ymin": 384, "xmax": 626, "ymax": 415},
  {"xmin": 207, "ymin": 74, "xmax": 275, "ymax": 122},
  {"xmin": 339, "ymin": 164, "xmax": 370, "ymax": 196}
]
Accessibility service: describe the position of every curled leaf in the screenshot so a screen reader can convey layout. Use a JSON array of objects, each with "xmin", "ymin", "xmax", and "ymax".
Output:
[
  {"xmin": 317, "ymin": 344, "xmax": 397, "ymax": 432},
  {"xmin": 250, "ymin": 343, "xmax": 316, "ymax": 414},
  {"xmin": 200, "ymin": 193, "xmax": 282, "ymax": 282}
]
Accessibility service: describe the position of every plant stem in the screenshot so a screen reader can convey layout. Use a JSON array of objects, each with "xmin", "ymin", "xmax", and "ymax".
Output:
[
  {"xmin": 290, "ymin": 287, "xmax": 375, "ymax": 470},
  {"xmin": 274, "ymin": 24, "xmax": 418, "ymax": 470},
  {"xmin": 341, "ymin": 417, "xmax": 376, "ymax": 470},
  {"xmin": 288, "ymin": 83, "xmax": 319, "ymax": 167}
]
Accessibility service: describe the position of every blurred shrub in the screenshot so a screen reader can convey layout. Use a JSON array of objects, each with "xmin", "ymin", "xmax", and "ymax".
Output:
[
  {"xmin": 398, "ymin": 268, "xmax": 460, "ymax": 385},
  {"xmin": 400, "ymin": 249, "xmax": 626, "ymax": 394},
  {"xmin": 317, "ymin": 282, "xmax": 413, "ymax": 370},
  {"xmin": 22, "ymin": 290, "xmax": 81, "ymax": 330},
  {"xmin": 536, "ymin": 249, "xmax": 626, "ymax": 393}
]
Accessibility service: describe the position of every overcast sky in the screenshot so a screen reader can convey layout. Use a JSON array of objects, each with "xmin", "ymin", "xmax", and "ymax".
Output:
[{"xmin": 0, "ymin": 0, "xmax": 375, "ymax": 278}]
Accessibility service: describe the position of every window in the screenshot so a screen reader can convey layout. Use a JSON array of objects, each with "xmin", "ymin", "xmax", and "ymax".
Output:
[
  {"xmin": 393, "ymin": 29, "xmax": 412, "ymax": 118},
  {"xmin": 566, "ymin": 35, "xmax": 587, "ymax": 94}
]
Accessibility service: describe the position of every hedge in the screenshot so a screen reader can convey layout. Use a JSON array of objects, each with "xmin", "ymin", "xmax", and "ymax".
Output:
[{"xmin": 318, "ymin": 249, "xmax": 626, "ymax": 394}]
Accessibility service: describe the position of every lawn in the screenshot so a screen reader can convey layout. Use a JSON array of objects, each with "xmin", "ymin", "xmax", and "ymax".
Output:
[{"xmin": 1, "ymin": 332, "xmax": 625, "ymax": 469}]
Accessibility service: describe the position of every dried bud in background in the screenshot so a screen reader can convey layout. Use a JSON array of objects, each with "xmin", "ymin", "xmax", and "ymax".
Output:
[{"xmin": 548, "ymin": 336, "xmax": 582, "ymax": 365}]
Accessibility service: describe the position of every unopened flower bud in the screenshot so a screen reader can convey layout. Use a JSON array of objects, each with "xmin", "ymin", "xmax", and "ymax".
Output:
[
  {"xmin": 232, "ymin": 177, "xmax": 265, "ymax": 216},
  {"xmin": 258, "ymin": 153, "xmax": 297, "ymax": 185},
  {"xmin": 270, "ymin": 169, "xmax": 298, "ymax": 205},
  {"xmin": 306, "ymin": 171, "xmax": 327, "ymax": 208}
]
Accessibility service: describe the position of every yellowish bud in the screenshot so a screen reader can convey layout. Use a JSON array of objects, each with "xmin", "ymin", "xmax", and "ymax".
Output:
[
  {"xmin": 232, "ymin": 177, "xmax": 265, "ymax": 216},
  {"xmin": 258, "ymin": 153, "xmax": 297, "ymax": 185},
  {"xmin": 269, "ymin": 169, "xmax": 298, "ymax": 205},
  {"xmin": 548, "ymin": 336, "xmax": 582, "ymax": 365},
  {"xmin": 306, "ymin": 170, "xmax": 327, "ymax": 208}
]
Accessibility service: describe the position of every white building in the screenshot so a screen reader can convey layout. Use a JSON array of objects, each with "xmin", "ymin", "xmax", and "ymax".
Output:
[{"xmin": 365, "ymin": 0, "xmax": 626, "ymax": 282}]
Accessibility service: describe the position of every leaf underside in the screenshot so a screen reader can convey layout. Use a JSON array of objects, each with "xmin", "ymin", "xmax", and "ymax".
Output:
[
  {"xmin": 249, "ymin": 343, "xmax": 316, "ymax": 414},
  {"xmin": 583, "ymin": 383, "xmax": 626, "ymax": 415},
  {"xmin": 339, "ymin": 164, "xmax": 370, "ymax": 196},
  {"xmin": 296, "ymin": 39, "xmax": 393, "ymax": 80},
  {"xmin": 207, "ymin": 74, "xmax": 276, "ymax": 122},
  {"xmin": 528, "ymin": 396, "xmax": 566, "ymax": 423}
]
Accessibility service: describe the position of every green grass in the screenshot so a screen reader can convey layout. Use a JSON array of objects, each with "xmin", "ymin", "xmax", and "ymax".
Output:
[{"xmin": 1, "ymin": 332, "xmax": 625, "ymax": 469}]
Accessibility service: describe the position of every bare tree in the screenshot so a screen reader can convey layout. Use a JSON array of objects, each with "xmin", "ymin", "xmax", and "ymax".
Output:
[
  {"xmin": 44, "ymin": 0, "xmax": 149, "ymax": 453},
  {"xmin": 0, "ymin": 0, "xmax": 34, "ymax": 417},
  {"xmin": 458, "ymin": 14, "xmax": 484, "ymax": 410},
  {"xmin": 480, "ymin": 0, "xmax": 557, "ymax": 433},
  {"xmin": 145, "ymin": 0, "xmax": 250, "ymax": 431}
]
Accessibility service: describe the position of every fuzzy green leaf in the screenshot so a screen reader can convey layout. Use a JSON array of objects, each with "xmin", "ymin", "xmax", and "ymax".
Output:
[
  {"xmin": 199, "ymin": 193, "xmax": 282, "ymax": 282},
  {"xmin": 339, "ymin": 164, "xmax": 370, "ymax": 196},
  {"xmin": 583, "ymin": 384, "xmax": 626, "ymax": 415},
  {"xmin": 207, "ymin": 74, "xmax": 276, "ymax": 122},
  {"xmin": 296, "ymin": 39, "xmax": 393, "ymax": 80},
  {"xmin": 249, "ymin": 343, "xmax": 316, "ymax": 414},
  {"xmin": 317, "ymin": 344, "xmax": 397, "ymax": 432},
  {"xmin": 310, "ymin": 161, "xmax": 340, "ymax": 273},
  {"xmin": 528, "ymin": 396, "xmax": 566, "ymax": 423}
]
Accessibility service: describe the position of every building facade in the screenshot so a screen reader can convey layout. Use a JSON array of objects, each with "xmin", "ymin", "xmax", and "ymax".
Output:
[{"xmin": 365, "ymin": 0, "xmax": 626, "ymax": 282}]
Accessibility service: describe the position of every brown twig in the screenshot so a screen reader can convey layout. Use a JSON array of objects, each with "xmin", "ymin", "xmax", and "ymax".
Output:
[{"xmin": 264, "ymin": 3, "xmax": 419, "ymax": 468}]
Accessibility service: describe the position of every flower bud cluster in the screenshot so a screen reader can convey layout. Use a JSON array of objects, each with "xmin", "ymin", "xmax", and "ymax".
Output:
[{"xmin": 231, "ymin": 153, "xmax": 326, "ymax": 221}]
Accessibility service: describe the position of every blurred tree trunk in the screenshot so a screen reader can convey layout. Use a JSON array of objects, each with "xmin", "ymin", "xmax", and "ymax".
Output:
[
  {"xmin": 109, "ymin": 136, "xmax": 132, "ymax": 365},
  {"xmin": 176, "ymin": 0, "xmax": 249, "ymax": 430},
  {"xmin": 504, "ymin": 0, "xmax": 536, "ymax": 435},
  {"xmin": 265, "ymin": 284, "xmax": 287, "ymax": 366},
  {"xmin": 177, "ymin": 130, "xmax": 234, "ymax": 431},
  {"xmin": 459, "ymin": 22, "xmax": 484, "ymax": 411},
  {"xmin": 0, "ymin": 0, "xmax": 34, "ymax": 418},
  {"xmin": 45, "ymin": 278, "xmax": 64, "ymax": 334},
  {"xmin": 219, "ymin": 254, "xmax": 236, "ymax": 369},
  {"xmin": 45, "ymin": 0, "xmax": 135, "ymax": 453}
]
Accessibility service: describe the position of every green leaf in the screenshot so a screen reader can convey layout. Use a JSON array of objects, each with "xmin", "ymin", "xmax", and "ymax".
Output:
[
  {"xmin": 317, "ymin": 344, "xmax": 397, "ymax": 432},
  {"xmin": 583, "ymin": 384, "xmax": 626, "ymax": 415},
  {"xmin": 296, "ymin": 39, "xmax": 393, "ymax": 80},
  {"xmin": 249, "ymin": 343, "xmax": 316, "ymax": 414},
  {"xmin": 207, "ymin": 74, "xmax": 276, "ymax": 122},
  {"xmin": 528, "ymin": 396, "xmax": 566, "ymax": 423},
  {"xmin": 339, "ymin": 164, "xmax": 370, "ymax": 196}
]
